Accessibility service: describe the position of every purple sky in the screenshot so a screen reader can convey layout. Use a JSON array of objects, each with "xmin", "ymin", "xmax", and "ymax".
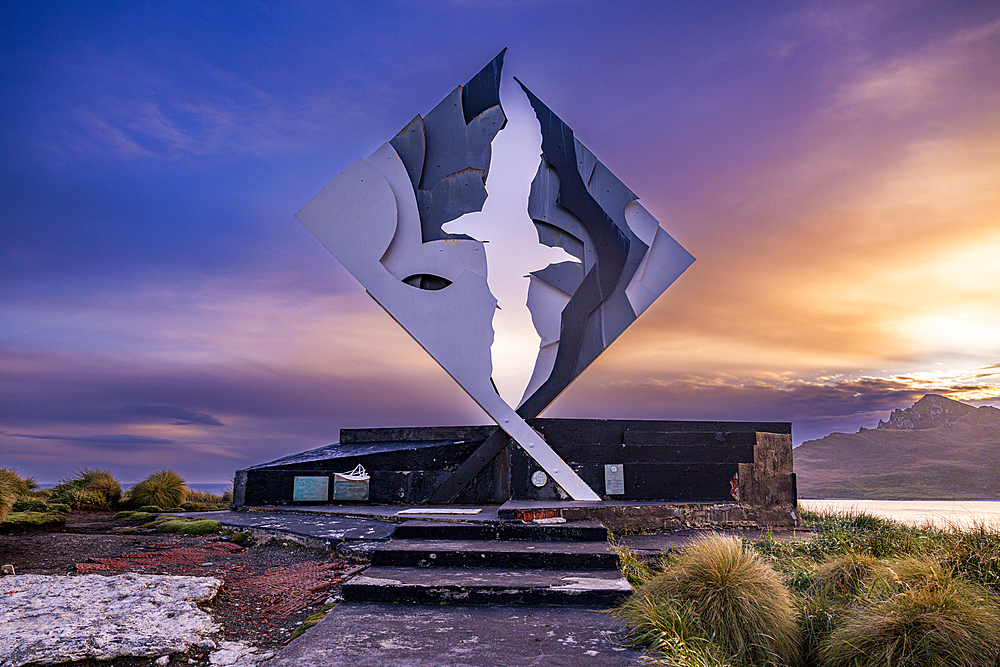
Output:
[{"xmin": 3, "ymin": 1, "xmax": 999, "ymax": 484}]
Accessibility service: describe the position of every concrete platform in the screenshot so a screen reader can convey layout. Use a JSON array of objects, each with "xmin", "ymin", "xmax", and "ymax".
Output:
[
  {"xmin": 176, "ymin": 510, "xmax": 397, "ymax": 550},
  {"xmin": 264, "ymin": 603, "xmax": 646, "ymax": 667},
  {"xmin": 238, "ymin": 497, "xmax": 799, "ymax": 531},
  {"xmin": 344, "ymin": 566, "xmax": 632, "ymax": 606},
  {"xmin": 242, "ymin": 504, "xmax": 503, "ymax": 523}
]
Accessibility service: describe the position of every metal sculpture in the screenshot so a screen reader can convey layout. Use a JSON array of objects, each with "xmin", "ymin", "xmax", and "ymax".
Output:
[{"xmin": 296, "ymin": 51, "xmax": 694, "ymax": 501}]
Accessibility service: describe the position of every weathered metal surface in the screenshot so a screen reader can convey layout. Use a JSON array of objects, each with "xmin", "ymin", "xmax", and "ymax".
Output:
[
  {"xmin": 294, "ymin": 53, "xmax": 702, "ymax": 505},
  {"xmin": 293, "ymin": 476, "xmax": 329, "ymax": 502},
  {"xmin": 388, "ymin": 50, "xmax": 509, "ymax": 244},
  {"xmin": 333, "ymin": 478, "xmax": 369, "ymax": 501},
  {"xmin": 515, "ymin": 78, "xmax": 694, "ymax": 418}
]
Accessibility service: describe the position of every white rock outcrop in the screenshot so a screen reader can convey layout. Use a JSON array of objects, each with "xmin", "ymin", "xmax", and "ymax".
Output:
[{"xmin": 0, "ymin": 573, "xmax": 222, "ymax": 667}]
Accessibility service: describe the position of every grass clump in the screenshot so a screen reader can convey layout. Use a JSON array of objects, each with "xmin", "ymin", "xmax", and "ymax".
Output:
[
  {"xmin": 0, "ymin": 468, "xmax": 39, "ymax": 520},
  {"xmin": 127, "ymin": 469, "xmax": 188, "ymax": 510},
  {"xmin": 620, "ymin": 511, "xmax": 1000, "ymax": 666},
  {"xmin": 50, "ymin": 468, "xmax": 122, "ymax": 509},
  {"xmin": 811, "ymin": 551, "xmax": 887, "ymax": 601},
  {"xmin": 186, "ymin": 488, "xmax": 233, "ymax": 506},
  {"xmin": 0, "ymin": 474, "xmax": 16, "ymax": 521},
  {"xmin": 819, "ymin": 557, "xmax": 1000, "ymax": 667},
  {"xmin": 618, "ymin": 534, "xmax": 800, "ymax": 667}
]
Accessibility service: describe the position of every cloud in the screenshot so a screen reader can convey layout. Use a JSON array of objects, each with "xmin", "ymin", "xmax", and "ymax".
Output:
[
  {"xmin": 120, "ymin": 405, "xmax": 224, "ymax": 427},
  {"xmin": 5, "ymin": 433, "xmax": 176, "ymax": 447},
  {"xmin": 549, "ymin": 364, "xmax": 1000, "ymax": 444}
]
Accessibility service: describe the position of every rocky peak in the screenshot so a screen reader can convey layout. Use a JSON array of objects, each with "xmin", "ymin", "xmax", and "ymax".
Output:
[{"xmin": 876, "ymin": 394, "xmax": 978, "ymax": 430}]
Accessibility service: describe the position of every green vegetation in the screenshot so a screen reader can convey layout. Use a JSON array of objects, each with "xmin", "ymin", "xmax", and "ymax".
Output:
[
  {"xmin": 617, "ymin": 510, "xmax": 1000, "ymax": 667},
  {"xmin": 0, "ymin": 468, "xmax": 40, "ymax": 520},
  {"xmin": 0, "ymin": 472, "xmax": 16, "ymax": 520},
  {"xmin": 618, "ymin": 535, "xmax": 800, "ymax": 667},
  {"xmin": 819, "ymin": 557, "xmax": 1000, "ymax": 667},
  {"xmin": 126, "ymin": 469, "xmax": 188, "ymax": 509},
  {"xmin": 289, "ymin": 604, "xmax": 336, "ymax": 641},
  {"xmin": 142, "ymin": 515, "xmax": 222, "ymax": 535},
  {"xmin": 49, "ymin": 468, "xmax": 122, "ymax": 509},
  {"xmin": 186, "ymin": 487, "xmax": 233, "ymax": 505},
  {"xmin": 0, "ymin": 465, "xmax": 227, "ymax": 531},
  {"xmin": 0, "ymin": 510, "xmax": 67, "ymax": 530}
]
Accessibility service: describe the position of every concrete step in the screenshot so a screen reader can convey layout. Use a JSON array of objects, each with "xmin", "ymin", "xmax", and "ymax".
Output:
[
  {"xmin": 343, "ymin": 565, "xmax": 633, "ymax": 606},
  {"xmin": 390, "ymin": 519, "xmax": 608, "ymax": 542},
  {"xmin": 370, "ymin": 538, "xmax": 620, "ymax": 570}
]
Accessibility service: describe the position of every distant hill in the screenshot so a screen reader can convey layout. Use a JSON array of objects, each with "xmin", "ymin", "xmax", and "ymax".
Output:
[{"xmin": 794, "ymin": 394, "xmax": 1000, "ymax": 499}]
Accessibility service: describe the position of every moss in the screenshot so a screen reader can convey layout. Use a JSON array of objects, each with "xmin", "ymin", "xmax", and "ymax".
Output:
[
  {"xmin": 175, "ymin": 520, "xmax": 221, "ymax": 535},
  {"xmin": 155, "ymin": 519, "xmax": 191, "ymax": 533},
  {"xmin": 112, "ymin": 526, "xmax": 141, "ymax": 534},
  {"xmin": 288, "ymin": 604, "xmax": 335, "ymax": 641},
  {"xmin": 112, "ymin": 511, "xmax": 134, "ymax": 519},
  {"xmin": 230, "ymin": 531, "xmax": 250, "ymax": 544},
  {"xmin": 137, "ymin": 505, "xmax": 163, "ymax": 513},
  {"xmin": 0, "ymin": 511, "xmax": 67, "ymax": 530}
]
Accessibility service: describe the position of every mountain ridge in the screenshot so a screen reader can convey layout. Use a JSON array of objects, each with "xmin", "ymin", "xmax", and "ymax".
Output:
[{"xmin": 794, "ymin": 394, "xmax": 1000, "ymax": 499}]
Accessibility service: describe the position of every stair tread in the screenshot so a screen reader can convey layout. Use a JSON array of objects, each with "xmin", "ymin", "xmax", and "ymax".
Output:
[
  {"xmin": 391, "ymin": 519, "xmax": 609, "ymax": 541},
  {"xmin": 374, "ymin": 538, "xmax": 616, "ymax": 554},
  {"xmin": 349, "ymin": 565, "xmax": 631, "ymax": 591}
]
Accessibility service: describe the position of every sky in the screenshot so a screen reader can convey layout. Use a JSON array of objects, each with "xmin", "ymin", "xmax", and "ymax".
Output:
[{"xmin": 2, "ymin": 0, "xmax": 999, "ymax": 484}]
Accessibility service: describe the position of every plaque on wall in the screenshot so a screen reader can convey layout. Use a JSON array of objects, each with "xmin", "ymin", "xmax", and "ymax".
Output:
[
  {"xmin": 604, "ymin": 464, "xmax": 625, "ymax": 495},
  {"xmin": 293, "ymin": 476, "xmax": 329, "ymax": 502}
]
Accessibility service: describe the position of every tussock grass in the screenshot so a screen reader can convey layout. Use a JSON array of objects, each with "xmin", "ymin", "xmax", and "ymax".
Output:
[
  {"xmin": 0, "ymin": 467, "xmax": 38, "ymax": 497},
  {"xmin": 0, "ymin": 473, "xmax": 17, "ymax": 521},
  {"xmin": 618, "ymin": 534, "xmax": 800, "ymax": 667},
  {"xmin": 127, "ymin": 469, "xmax": 188, "ymax": 509},
  {"xmin": 186, "ymin": 488, "xmax": 233, "ymax": 505},
  {"xmin": 811, "ymin": 551, "xmax": 887, "ymax": 601},
  {"xmin": 620, "ymin": 509, "xmax": 1000, "ymax": 666},
  {"xmin": 51, "ymin": 468, "xmax": 122, "ymax": 509},
  {"xmin": 819, "ymin": 557, "xmax": 1000, "ymax": 667},
  {"xmin": 0, "ymin": 467, "xmax": 40, "ymax": 519}
]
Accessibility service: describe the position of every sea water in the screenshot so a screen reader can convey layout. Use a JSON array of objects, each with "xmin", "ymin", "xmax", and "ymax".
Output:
[{"xmin": 799, "ymin": 499, "xmax": 1000, "ymax": 529}]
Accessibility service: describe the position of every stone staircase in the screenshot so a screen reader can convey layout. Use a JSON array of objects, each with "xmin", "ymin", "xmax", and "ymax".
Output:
[{"xmin": 342, "ymin": 519, "xmax": 632, "ymax": 606}]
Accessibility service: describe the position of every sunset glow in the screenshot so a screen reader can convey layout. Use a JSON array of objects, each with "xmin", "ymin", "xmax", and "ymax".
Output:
[{"xmin": 2, "ymin": 1, "xmax": 998, "ymax": 483}]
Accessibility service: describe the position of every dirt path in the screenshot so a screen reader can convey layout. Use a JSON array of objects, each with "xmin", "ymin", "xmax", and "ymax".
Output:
[{"xmin": 0, "ymin": 512, "xmax": 362, "ymax": 667}]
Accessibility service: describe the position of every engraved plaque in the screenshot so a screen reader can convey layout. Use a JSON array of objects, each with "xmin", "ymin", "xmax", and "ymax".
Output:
[
  {"xmin": 604, "ymin": 464, "xmax": 625, "ymax": 495},
  {"xmin": 333, "ymin": 478, "xmax": 369, "ymax": 501},
  {"xmin": 530, "ymin": 470, "xmax": 548, "ymax": 488},
  {"xmin": 293, "ymin": 476, "xmax": 329, "ymax": 502}
]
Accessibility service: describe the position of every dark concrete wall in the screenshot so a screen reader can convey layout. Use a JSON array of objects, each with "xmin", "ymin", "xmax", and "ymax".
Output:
[{"xmin": 235, "ymin": 419, "xmax": 795, "ymax": 514}]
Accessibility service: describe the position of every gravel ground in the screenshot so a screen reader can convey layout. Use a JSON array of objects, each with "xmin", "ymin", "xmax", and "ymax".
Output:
[{"xmin": 0, "ymin": 512, "xmax": 364, "ymax": 667}]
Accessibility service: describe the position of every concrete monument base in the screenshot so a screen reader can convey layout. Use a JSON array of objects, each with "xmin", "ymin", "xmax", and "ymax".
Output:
[{"xmin": 233, "ymin": 418, "xmax": 797, "ymax": 527}]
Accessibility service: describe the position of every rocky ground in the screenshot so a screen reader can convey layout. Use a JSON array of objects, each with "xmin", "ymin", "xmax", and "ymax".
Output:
[{"xmin": 0, "ymin": 512, "xmax": 363, "ymax": 667}]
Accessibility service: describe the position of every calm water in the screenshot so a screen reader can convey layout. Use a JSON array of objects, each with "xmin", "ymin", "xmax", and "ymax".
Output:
[{"xmin": 799, "ymin": 499, "xmax": 1000, "ymax": 529}]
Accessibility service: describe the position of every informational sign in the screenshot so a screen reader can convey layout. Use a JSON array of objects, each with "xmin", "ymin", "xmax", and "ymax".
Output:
[
  {"xmin": 292, "ymin": 476, "xmax": 329, "ymax": 502},
  {"xmin": 604, "ymin": 464, "xmax": 625, "ymax": 495}
]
